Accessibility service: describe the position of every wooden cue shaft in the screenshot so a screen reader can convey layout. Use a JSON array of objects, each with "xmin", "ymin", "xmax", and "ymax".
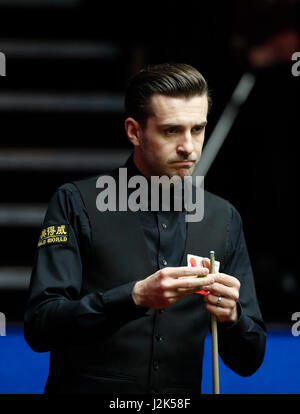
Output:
[{"xmin": 210, "ymin": 250, "xmax": 220, "ymax": 394}]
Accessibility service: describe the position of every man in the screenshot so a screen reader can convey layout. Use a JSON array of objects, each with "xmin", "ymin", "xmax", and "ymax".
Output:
[{"xmin": 24, "ymin": 63, "xmax": 266, "ymax": 394}]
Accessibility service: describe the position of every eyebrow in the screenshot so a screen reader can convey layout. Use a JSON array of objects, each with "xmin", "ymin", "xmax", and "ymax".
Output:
[{"xmin": 158, "ymin": 121, "xmax": 208, "ymax": 128}]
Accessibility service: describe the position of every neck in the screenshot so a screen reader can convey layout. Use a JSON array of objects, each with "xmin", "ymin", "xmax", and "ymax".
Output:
[{"xmin": 133, "ymin": 151, "xmax": 151, "ymax": 179}]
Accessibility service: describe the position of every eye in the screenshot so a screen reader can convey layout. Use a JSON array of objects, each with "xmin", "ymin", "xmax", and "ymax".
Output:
[
  {"xmin": 166, "ymin": 127, "xmax": 178, "ymax": 134},
  {"xmin": 192, "ymin": 125, "xmax": 205, "ymax": 133}
]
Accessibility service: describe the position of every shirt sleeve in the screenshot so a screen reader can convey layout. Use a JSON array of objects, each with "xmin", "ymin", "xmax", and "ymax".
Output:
[
  {"xmin": 217, "ymin": 204, "xmax": 267, "ymax": 376},
  {"xmin": 24, "ymin": 183, "xmax": 149, "ymax": 353}
]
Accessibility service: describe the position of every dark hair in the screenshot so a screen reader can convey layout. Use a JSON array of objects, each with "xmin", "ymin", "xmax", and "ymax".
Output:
[{"xmin": 124, "ymin": 63, "xmax": 211, "ymax": 127}]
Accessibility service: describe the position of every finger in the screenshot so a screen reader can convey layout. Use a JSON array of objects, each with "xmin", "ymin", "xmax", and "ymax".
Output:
[
  {"xmin": 213, "ymin": 273, "xmax": 241, "ymax": 289},
  {"xmin": 177, "ymin": 285, "xmax": 210, "ymax": 295},
  {"xmin": 204, "ymin": 293, "xmax": 235, "ymax": 309},
  {"xmin": 172, "ymin": 274, "xmax": 215, "ymax": 290},
  {"xmin": 207, "ymin": 282, "xmax": 236, "ymax": 298},
  {"xmin": 207, "ymin": 282, "xmax": 240, "ymax": 302},
  {"xmin": 205, "ymin": 299, "xmax": 237, "ymax": 322},
  {"xmin": 205, "ymin": 302, "xmax": 232, "ymax": 321},
  {"xmin": 201, "ymin": 258, "xmax": 210, "ymax": 269},
  {"xmin": 166, "ymin": 266, "xmax": 210, "ymax": 279}
]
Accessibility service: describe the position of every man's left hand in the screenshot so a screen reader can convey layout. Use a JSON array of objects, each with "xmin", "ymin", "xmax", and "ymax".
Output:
[{"xmin": 202, "ymin": 258, "xmax": 240, "ymax": 323}]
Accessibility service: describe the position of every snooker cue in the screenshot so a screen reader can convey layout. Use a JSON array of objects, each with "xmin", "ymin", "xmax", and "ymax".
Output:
[
  {"xmin": 193, "ymin": 72, "xmax": 256, "ymax": 178},
  {"xmin": 210, "ymin": 250, "xmax": 220, "ymax": 394},
  {"xmin": 192, "ymin": 75, "xmax": 256, "ymax": 392}
]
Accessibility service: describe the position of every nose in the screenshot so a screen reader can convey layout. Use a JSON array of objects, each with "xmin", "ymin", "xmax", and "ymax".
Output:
[{"xmin": 177, "ymin": 131, "xmax": 194, "ymax": 156}]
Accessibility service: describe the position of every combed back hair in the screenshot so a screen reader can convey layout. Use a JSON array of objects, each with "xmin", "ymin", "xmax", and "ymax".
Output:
[{"xmin": 124, "ymin": 63, "xmax": 211, "ymax": 127}]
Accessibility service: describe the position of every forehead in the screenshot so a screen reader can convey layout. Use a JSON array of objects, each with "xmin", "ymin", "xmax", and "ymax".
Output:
[{"xmin": 148, "ymin": 94, "xmax": 208, "ymax": 124}]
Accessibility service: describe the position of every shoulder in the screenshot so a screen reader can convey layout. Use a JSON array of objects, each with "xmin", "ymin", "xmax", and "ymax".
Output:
[
  {"xmin": 203, "ymin": 189, "xmax": 232, "ymax": 218},
  {"xmin": 204, "ymin": 190, "xmax": 240, "ymax": 217},
  {"xmin": 51, "ymin": 182, "xmax": 86, "ymax": 208},
  {"xmin": 72, "ymin": 169, "xmax": 119, "ymax": 191},
  {"xmin": 45, "ymin": 178, "xmax": 100, "ymax": 219},
  {"xmin": 204, "ymin": 189, "xmax": 229, "ymax": 207},
  {"xmin": 203, "ymin": 190, "xmax": 243, "ymax": 235}
]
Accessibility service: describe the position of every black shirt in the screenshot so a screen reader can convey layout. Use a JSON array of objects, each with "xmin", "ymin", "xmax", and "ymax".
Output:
[{"xmin": 25, "ymin": 155, "xmax": 266, "ymax": 380}]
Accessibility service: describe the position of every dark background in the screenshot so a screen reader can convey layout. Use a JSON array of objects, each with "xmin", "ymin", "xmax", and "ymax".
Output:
[{"xmin": 0, "ymin": 0, "xmax": 299, "ymax": 325}]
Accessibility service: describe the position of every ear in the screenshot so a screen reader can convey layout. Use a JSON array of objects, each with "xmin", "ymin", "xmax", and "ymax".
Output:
[{"xmin": 125, "ymin": 117, "xmax": 142, "ymax": 147}]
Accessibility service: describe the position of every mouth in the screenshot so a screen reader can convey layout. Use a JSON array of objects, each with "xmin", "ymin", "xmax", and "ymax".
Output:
[{"xmin": 171, "ymin": 160, "xmax": 195, "ymax": 168}]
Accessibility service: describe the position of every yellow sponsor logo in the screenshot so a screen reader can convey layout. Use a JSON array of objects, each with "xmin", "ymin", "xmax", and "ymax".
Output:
[{"xmin": 38, "ymin": 224, "xmax": 68, "ymax": 247}]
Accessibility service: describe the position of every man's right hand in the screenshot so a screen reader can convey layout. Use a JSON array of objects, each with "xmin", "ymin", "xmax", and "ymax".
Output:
[{"xmin": 132, "ymin": 266, "xmax": 215, "ymax": 309}]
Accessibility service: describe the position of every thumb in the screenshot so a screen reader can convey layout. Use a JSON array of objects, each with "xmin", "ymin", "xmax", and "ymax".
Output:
[{"xmin": 201, "ymin": 258, "xmax": 211, "ymax": 271}]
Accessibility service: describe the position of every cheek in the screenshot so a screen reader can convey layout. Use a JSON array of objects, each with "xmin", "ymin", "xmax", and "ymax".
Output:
[
  {"xmin": 150, "ymin": 140, "xmax": 171, "ymax": 159},
  {"xmin": 194, "ymin": 137, "xmax": 205, "ymax": 155}
]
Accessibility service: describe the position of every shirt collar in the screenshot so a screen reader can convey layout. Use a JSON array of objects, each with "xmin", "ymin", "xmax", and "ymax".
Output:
[{"xmin": 122, "ymin": 152, "xmax": 186, "ymax": 212}]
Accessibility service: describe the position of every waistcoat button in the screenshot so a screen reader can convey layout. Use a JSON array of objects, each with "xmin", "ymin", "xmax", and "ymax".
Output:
[{"xmin": 153, "ymin": 360, "xmax": 159, "ymax": 370}]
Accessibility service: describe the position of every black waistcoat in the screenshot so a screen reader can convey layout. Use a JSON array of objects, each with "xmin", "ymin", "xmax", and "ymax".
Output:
[{"xmin": 66, "ymin": 168, "xmax": 230, "ymax": 394}]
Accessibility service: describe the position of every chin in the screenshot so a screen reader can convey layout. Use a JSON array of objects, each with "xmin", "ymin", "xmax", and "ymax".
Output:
[{"xmin": 177, "ymin": 168, "xmax": 193, "ymax": 178}]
